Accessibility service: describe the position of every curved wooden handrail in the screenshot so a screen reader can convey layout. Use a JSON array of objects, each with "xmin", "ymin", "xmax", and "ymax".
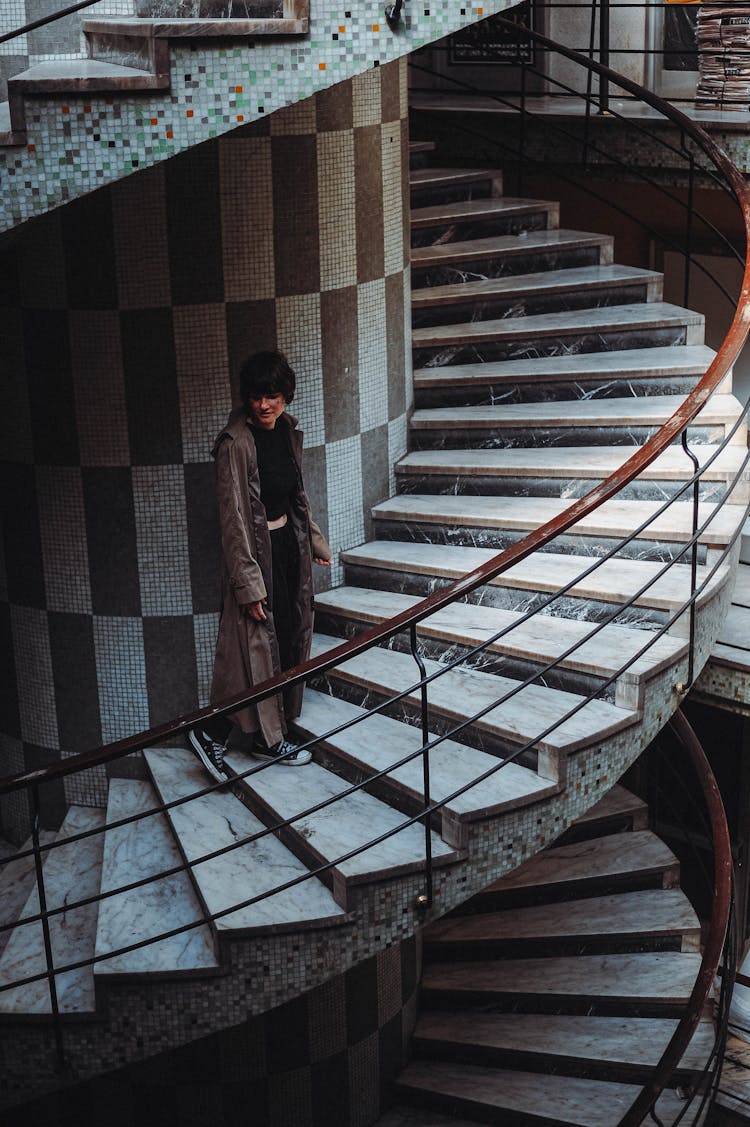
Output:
[
  {"xmin": 2, "ymin": 21, "xmax": 750, "ymax": 800},
  {"xmin": 618, "ymin": 707, "xmax": 735, "ymax": 1126}
]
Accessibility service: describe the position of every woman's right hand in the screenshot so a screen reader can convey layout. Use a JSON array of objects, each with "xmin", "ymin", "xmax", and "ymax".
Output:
[{"xmin": 243, "ymin": 600, "xmax": 267, "ymax": 623}]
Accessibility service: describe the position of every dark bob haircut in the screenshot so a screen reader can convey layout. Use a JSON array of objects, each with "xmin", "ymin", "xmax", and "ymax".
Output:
[{"xmin": 239, "ymin": 350, "xmax": 296, "ymax": 410}]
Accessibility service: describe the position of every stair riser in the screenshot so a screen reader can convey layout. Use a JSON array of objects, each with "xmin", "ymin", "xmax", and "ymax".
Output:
[
  {"xmin": 423, "ymin": 934, "xmax": 688, "ymax": 960},
  {"xmin": 411, "ymin": 210, "xmax": 550, "ymax": 248},
  {"xmin": 313, "ymin": 609, "xmax": 614, "ymax": 704},
  {"xmin": 87, "ymin": 31, "xmax": 157, "ymax": 73},
  {"xmin": 412, "ymin": 325, "xmax": 690, "ymax": 368},
  {"xmin": 409, "ymin": 1038, "xmax": 700, "ymax": 1087},
  {"xmin": 306, "ymin": 673, "xmax": 542, "ymax": 773},
  {"xmin": 371, "ymin": 520, "xmax": 710, "ymax": 567},
  {"xmin": 411, "ymin": 284, "xmax": 651, "ymax": 329},
  {"xmin": 419, "ymin": 988, "xmax": 688, "ymax": 1019},
  {"xmin": 410, "ymin": 179, "xmax": 499, "ymax": 209},
  {"xmin": 413, "ymin": 377, "xmax": 701, "ymax": 408},
  {"xmin": 395, "ymin": 472, "xmax": 729, "ymax": 505},
  {"xmin": 409, "ymin": 150, "xmax": 434, "ymax": 172},
  {"xmin": 409, "ymin": 422, "xmax": 718, "ymax": 450},
  {"xmin": 411, "ymin": 245, "xmax": 602, "ymax": 289},
  {"xmin": 341, "ymin": 563, "xmax": 670, "ymax": 630}
]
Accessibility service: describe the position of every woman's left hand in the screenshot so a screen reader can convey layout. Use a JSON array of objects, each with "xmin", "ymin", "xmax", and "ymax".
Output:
[{"xmin": 313, "ymin": 558, "xmax": 331, "ymax": 567}]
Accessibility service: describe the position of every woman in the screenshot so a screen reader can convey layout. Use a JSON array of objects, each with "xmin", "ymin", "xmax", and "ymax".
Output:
[{"xmin": 190, "ymin": 351, "xmax": 332, "ymax": 780}]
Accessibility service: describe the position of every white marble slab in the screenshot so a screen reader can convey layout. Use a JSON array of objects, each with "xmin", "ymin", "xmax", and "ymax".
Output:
[
  {"xmin": 373, "ymin": 492, "xmax": 746, "ymax": 548},
  {"xmin": 410, "ymin": 166, "xmax": 504, "ymax": 188},
  {"xmin": 144, "ymin": 747, "xmax": 345, "ymax": 932},
  {"xmin": 310, "ymin": 632, "xmax": 637, "ymax": 758},
  {"xmin": 397, "ymin": 444, "xmax": 745, "ymax": 482},
  {"xmin": 341, "ymin": 540, "xmax": 729, "ymax": 612},
  {"xmin": 413, "ymin": 344, "xmax": 717, "ymax": 386},
  {"xmin": 0, "ymin": 830, "xmax": 56, "ymax": 958},
  {"xmin": 0, "ymin": 807, "xmax": 105, "ymax": 1014},
  {"xmin": 226, "ymin": 753, "xmax": 455, "ymax": 883},
  {"xmin": 313, "ymin": 585, "xmax": 686, "ymax": 681},
  {"xmin": 95, "ymin": 779, "xmax": 218, "ymax": 976},
  {"xmin": 411, "ymin": 227, "xmax": 613, "ymax": 266},
  {"xmin": 411, "ymin": 392, "xmax": 740, "ymax": 429},
  {"xmin": 411, "ymin": 196, "xmax": 559, "ymax": 226},
  {"xmin": 411, "ymin": 264, "xmax": 661, "ymax": 307}
]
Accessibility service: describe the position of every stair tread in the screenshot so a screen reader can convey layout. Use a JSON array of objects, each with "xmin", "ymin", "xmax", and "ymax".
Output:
[
  {"xmin": 397, "ymin": 1060, "xmax": 686, "ymax": 1126},
  {"xmin": 414, "ymin": 1011, "xmax": 714, "ymax": 1069},
  {"xmin": 411, "ymin": 263, "xmax": 660, "ymax": 306},
  {"xmin": 426, "ymin": 888, "xmax": 700, "ymax": 945},
  {"xmin": 413, "ymin": 344, "xmax": 717, "ymax": 385},
  {"xmin": 373, "ymin": 492, "xmax": 746, "ymax": 546},
  {"xmin": 413, "ymin": 301, "xmax": 703, "ymax": 345},
  {"xmin": 0, "ymin": 807, "xmax": 104, "ymax": 1014},
  {"xmin": 397, "ymin": 443, "xmax": 744, "ymax": 480},
  {"xmin": 342, "ymin": 539, "xmax": 728, "ymax": 611},
  {"xmin": 95, "ymin": 779, "xmax": 218, "ymax": 975},
  {"xmin": 410, "ymin": 166, "xmax": 503, "ymax": 187},
  {"xmin": 11, "ymin": 59, "xmax": 162, "ymax": 89},
  {"xmin": 411, "ymin": 228, "xmax": 612, "ymax": 265},
  {"xmin": 411, "ymin": 196, "xmax": 558, "ymax": 226},
  {"xmin": 485, "ymin": 830, "xmax": 678, "ymax": 892},
  {"xmin": 412, "ymin": 392, "xmax": 740, "ymax": 428},
  {"xmin": 224, "ymin": 750, "xmax": 456, "ymax": 882},
  {"xmin": 145, "ymin": 747, "xmax": 346, "ymax": 933},
  {"xmin": 297, "ymin": 689, "xmax": 556, "ymax": 823},
  {"xmin": 314, "ymin": 586, "xmax": 686, "ymax": 681},
  {"xmin": 575, "ymin": 784, "xmax": 648, "ymax": 827},
  {"xmin": 310, "ymin": 632, "xmax": 637, "ymax": 758},
  {"xmin": 422, "ymin": 950, "xmax": 702, "ymax": 1001}
]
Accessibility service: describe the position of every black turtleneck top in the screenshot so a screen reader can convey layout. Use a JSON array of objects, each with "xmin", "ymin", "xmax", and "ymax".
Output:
[{"xmin": 250, "ymin": 422, "xmax": 298, "ymax": 521}]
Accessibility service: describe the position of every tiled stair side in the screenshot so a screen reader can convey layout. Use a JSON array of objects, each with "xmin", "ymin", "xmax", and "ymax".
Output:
[{"xmin": 0, "ymin": 2, "xmax": 520, "ymax": 230}]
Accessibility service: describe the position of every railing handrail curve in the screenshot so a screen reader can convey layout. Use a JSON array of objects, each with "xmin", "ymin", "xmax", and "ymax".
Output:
[{"xmin": 2, "ymin": 21, "xmax": 750, "ymax": 798}]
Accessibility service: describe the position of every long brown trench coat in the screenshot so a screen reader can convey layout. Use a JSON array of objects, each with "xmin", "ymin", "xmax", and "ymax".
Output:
[{"xmin": 209, "ymin": 407, "xmax": 332, "ymax": 746}]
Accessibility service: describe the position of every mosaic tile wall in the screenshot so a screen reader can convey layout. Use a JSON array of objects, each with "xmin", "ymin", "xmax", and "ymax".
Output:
[
  {"xmin": 0, "ymin": 59, "xmax": 411, "ymax": 830},
  {"xmin": 3, "ymin": 934, "xmax": 420, "ymax": 1127},
  {"xmin": 0, "ymin": 0, "xmax": 515, "ymax": 231}
]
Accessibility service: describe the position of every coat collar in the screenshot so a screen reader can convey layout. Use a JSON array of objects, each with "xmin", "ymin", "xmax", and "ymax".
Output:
[{"xmin": 213, "ymin": 406, "xmax": 299, "ymax": 456}]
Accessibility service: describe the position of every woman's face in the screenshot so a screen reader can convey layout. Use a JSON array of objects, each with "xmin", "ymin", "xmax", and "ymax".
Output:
[{"xmin": 249, "ymin": 392, "xmax": 286, "ymax": 430}]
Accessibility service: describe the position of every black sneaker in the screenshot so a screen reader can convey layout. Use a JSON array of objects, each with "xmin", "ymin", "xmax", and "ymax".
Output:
[
  {"xmin": 252, "ymin": 738, "xmax": 312, "ymax": 766},
  {"xmin": 189, "ymin": 729, "xmax": 228, "ymax": 782}
]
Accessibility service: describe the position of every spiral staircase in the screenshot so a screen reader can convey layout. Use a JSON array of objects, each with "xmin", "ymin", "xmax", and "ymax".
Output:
[{"xmin": 0, "ymin": 116, "xmax": 746, "ymax": 1126}]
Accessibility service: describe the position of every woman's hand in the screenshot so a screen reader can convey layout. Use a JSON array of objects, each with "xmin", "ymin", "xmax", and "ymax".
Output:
[
  {"xmin": 313, "ymin": 558, "xmax": 331, "ymax": 567},
  {"xmin": 243, "ymin": 600, "xmax": 268, "ymax": 622}
]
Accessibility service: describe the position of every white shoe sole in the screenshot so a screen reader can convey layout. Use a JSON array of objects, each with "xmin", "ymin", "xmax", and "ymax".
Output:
[{"xmin": 188, "ymin": 731, "xmax": 228, "ymax": 783}]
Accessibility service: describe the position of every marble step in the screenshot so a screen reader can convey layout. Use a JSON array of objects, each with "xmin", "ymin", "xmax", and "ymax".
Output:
[
  {"xmin": 295, "ymin": 689, "xmax": 557, "ymax": 849},
  {"xmin": 408, "ymin": 140, "xmax": 435, "ymax": 170},
  {"xmin": 425, "ymin": 888, "xmax": 701, "ymax": 957},
  {"xmin": 411, "ymin": 228, "xmax": 614, "ymax": 289},
  {"xmin": 410, "ymin": 197, "xmax": 559, "ymax": 247},
  {"xmin": 410, "ymin": 392, "xmax": 741, "ymax": 444},
  {"xmin": 223, "ymin": 746, "xmax": 458, "ymax": 909},
  {"xmin": 309, "ymin": 632, "xmax": 638, "ymax": 780},
  {"xmin": 144, "ymin": 747, "xmax": 346, "ymax": 934},
  {"xmin": 566, "ymin": 784, "xmax": 649, "ymax": 837},
  {"xmin": 372, "ymin": 493, "xmax": 746, "ymax": 552},
  {"xmin": 421, "ymin": 950, "xmax": 703, "ymax": 1012},
  {"xmin": 412, "ymin": 1012, "xmax": 714, "ymax": 1082},
  {"xmin": 9, "ymin": 59, "xmax": 169, "ymax": 94},
  {"xmin": 0, "ymin": 806, "xmax": 105, "ymax": 1014},
  {"xmin": 409, "ymin": 166, "xmax": 503, "ymax": 207},
  {"xmin": 94, "ymin": 779, "xmax": 218, "ymax": 977},
  {"xmin": 312, "ymin": 585, "xmax": 686, "ymax": 701},
  {"xmin": 412, "ymin": 302, "xmax": 705, "ymax": 366},
  {"xmin": 0, "ymin": 830, "xmax": 57, "ymax": 958},
  {"xmin": 341, "ymin": 539, "xmax": 728, "ymax": 619},
  {"xmin": 411, "ymin": 263, "xmax": 663, "ymax": 329},
  {"xmin": 395, "ymin": 443, "xmax": 746, "ymax": 502},
  {"xmin": 396, "ymin": 1059, "xmax": 687, "ymax": 1127},
  {"xmin": 413, "ymin": 344, "xmax": 719, "ymax": 407},
  {"xmin": 0, "ymin": 100, "xmax": 26, "ymax": 146},
  {"xmin": 470, "ymin": 830, "xmax": 680, "ymax": 908}
]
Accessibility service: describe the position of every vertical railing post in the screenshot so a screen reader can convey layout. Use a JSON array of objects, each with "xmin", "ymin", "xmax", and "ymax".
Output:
[
  {"xmin": 30, "ymin": 784, "xmax": 66, "ymax": 1071},
  {"xmin": 681, "ymin": 431, "xmax": 700, "ymax": 689},
  {"xmin": 598, "ymin": 0, "xmax": 610, "ymax": 113},
  {"xmin": 684, "ymin": 143, "xmax": 695, "ymax": 309},
  {"xmin": 410, "ymin": 623, "xmax": 433, "ymax": 909}
]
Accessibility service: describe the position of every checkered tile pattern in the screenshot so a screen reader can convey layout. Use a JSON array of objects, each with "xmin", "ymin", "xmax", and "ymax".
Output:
[
  {"xmin": 0, "ymin": 60, "xmax": 410, "ymax": 829},
  {"xmin": 2, "ymin": 936, "xmax": 419, "ymax": 1127}
]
